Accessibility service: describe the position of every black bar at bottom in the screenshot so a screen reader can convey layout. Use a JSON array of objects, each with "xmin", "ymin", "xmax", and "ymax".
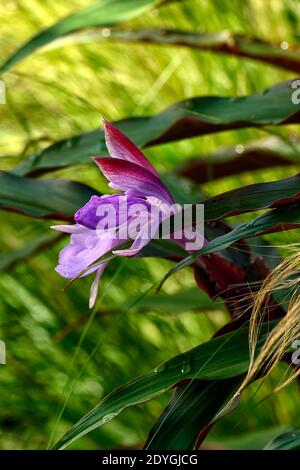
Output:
[{"xmin": 0, "ymin": 450, "xmax": 296, "ymax": 467}]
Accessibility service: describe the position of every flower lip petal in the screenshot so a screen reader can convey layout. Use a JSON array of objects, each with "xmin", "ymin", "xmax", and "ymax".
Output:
[
  {"xmin": 54, "ymin": 225, "xmax": 125, "ymax": 279},
  {"xmin": 74, "ymin": 193, "xmax": 149, "ymax": 230},
  {"xmin": 102, "ymin": 118, "xmax": 159, "ymax": 177},
  {"xmin": 74, "ymin": 195, "xmax": 103, "ymax": 230},
  {"xmin": 93, "ymin": 157, "xmax": 173, "ymax": 204}
]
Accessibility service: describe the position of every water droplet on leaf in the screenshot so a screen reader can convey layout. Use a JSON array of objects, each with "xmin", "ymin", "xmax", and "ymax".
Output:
[
  {"xmin": 101, "ymin": 412, "xmax": 118, "ymax": 424},
  {"xmin": 180, "ymin": 361, "xmax": 192, "ymax": 374},
  {"xmin": 102, "ymin": 28, "xmax": 111, "ymax": 38},
  {"xmin": 235, "ymin": 144, "xmax": 244, "ymax": 154},
  {"xmin": 280, "ymin": 41, "xmax": 289, "ymax": 50}
]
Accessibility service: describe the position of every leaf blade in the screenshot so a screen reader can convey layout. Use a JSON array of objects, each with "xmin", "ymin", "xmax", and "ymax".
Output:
[
  {"xmin": 0, "ymin": 0, "xmax": 159, "ymax": 74},
  {"xmin": 0, "ymin": 171, "xmax": 99, "ymax": 220},
  {"xmin": 179, "ymin": 136, "xmax": 300, "ymax": 184},
  {"xmin": 264, "ymin": 431, "xmax": 300, "ymax": 450},
  {"xmin": 14, "ymin": 80, "xmax": 300, "ymax": 176},
  {"xmin": 53, "ymin": 322, "xmax": 274, "ymax": 449},
  {"xmin": 48, "ymin": 28, "xmax": 300, "ymax": 74},
  {"xmin": 158, "ymin": 204, "xmax": 300, "ymax": 291}
]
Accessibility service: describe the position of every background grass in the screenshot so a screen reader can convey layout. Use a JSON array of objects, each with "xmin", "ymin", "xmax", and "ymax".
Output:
[{"xmin": 0, "ymin": 0, "xmax": 300, "ymax": 449}]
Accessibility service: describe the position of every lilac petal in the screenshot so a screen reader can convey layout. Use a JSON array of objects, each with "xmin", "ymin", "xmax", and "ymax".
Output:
[
  {"xmin": 93, "ymin": 157, "xmax": 173, "ymax": 204},
  {"xmin": 89, "ymin": 268, "xmax": 104, "ymax": 309},
  {"xmin": 74, "ymin": 195, "xmax": 104, "ymax": 230},
  {"xmin": 75, "ymin": 194, "xmax": 146, "ymax": 230},
  {"xmin": 55, "ymin": 225, "xmax": 123, "ymax": 279},
  {"xmin": 55, "ymin": 227, "xmax": 99, "ymax": 278},
  {"xmin": 102, "ymin": 118, "xmax": 159, "ymax": 177}
]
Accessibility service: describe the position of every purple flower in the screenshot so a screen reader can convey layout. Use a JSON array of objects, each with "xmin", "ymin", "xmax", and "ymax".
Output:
[{"xmin": 52, "ymin": 119, "xmax": 175, "ymax": 308}]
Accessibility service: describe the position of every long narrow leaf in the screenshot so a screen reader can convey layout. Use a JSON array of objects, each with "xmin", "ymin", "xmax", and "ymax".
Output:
[
  {"xmin": 264, "ymin": 431, "xmax": 300, "ymax": 450},
  {"xmin": 0, "ymin": 171, "xmax": 99, "ymax": 220},
  {"xmin": 15, "ymin": 80, "xmax": 300, "ymax": 176},
  {"xmin": 0, "ymin": 232, "xmax": 63, "ymax": 271},
  {"xmin": 0, "ymin": 0, "xmax": 161, "ymax": 74},
  {"xmin": 53, "ymin": 322, "xmax": 274, "ymax": 449},
  {"xmin": 158, "ymin": 204, "xmax": 300, "ymax": 290},
  {"xmin": 144, "ymin": 377, "xmax": 241, "ymax": 450},
  {"xmin": 48, "ymin": 28, "xmax": 300, "ymax": 74},
  {"xmin": 204, "ymin": 173, "xmax": 300, "ymax": 221},
  {"xmin": 179, "ymin": 136, "xmax": 300, "ymax": 184}
]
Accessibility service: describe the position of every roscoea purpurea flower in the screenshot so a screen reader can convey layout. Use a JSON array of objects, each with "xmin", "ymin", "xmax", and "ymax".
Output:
[{"xmin": 51, "ymin": 119, "xmax": 201, "ymax": 308}]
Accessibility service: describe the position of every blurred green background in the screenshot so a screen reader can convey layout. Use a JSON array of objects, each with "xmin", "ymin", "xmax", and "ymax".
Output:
[{"xmin": 0, "ymin": 0, "xmax": 300, "ymax": 450}]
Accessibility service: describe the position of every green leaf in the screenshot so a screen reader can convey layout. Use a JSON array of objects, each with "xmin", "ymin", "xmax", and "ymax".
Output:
[
  {"xmin": 144, "ymin": 377, "xmax": 241, "ymax": 450},
  {"xmin": 158, "ymin": 204, "xmax": 300, "ymax": 290},
  {"xmin": 246, "ymin": 236, "xmax": 282, "ymax": 271},
  {"xmin": 204, "ymin": 173, "xmax": 300, "ymax": 221},
  {"xmin": 3, "ymin": 170, "xmax": 300, "ymax": 228},
  {"xmin": 0, "ymin": 232, "xmax": 62, "ymax": 271},
  {"xmin": 48, "ymin": 28, "xmax": 300, "ymax": 74},
  {"xmin": 0, "ymin": 171, "xmax": 99, "ymax": 219},
  {"xmin": 5, "ymin": 20, "xmax": 300, "ymax": 74},
  {"xmin": 53, "ymin": 321, "xmax": 274, "ymax": 449},
  {"xmin": 131, "ymin": 287, "xmax": 223, "ymax": 313},
  {"xmin": 138, "ymin": 238, "xmax": 188, "ymax": 258},
  {"xmin": 264, "ymin": 431, "xmax": 300, "ymax": 450},
  {"xmin": 0, "ymin": 0, "xmax": 160, "ymax": 74},
  {"xmin": 219, "ymin": 426, "xmax": 289, "ymax": 450},
  {"xmin": 161, "ymin": 173, "xmax": 206, "ymax": 204},
  {"xmin": 179, "ymin": 136, "xmax": 300, "ymax": 184},
  {"xmin": 15, "ymin": 80, "xmax": 300, "ymax": 176}
]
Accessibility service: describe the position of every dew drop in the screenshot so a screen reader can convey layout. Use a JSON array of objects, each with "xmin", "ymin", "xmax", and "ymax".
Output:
[
  {"xmin": 280, "ymin": 41, "xmax": 289, "ymax": 50},
  {"xmin": 180, "ymin": 361, "xmax": 192, "ymax": 374},
  {"xmin": 153, "ymin": 363, "xmax": 166, "ymax": 374},
  {"xmin": 101, "ymin": 412, "xmax": 118, "ymax": 424},
  {"xmin": 102, "ymin": 28, "xmax": 111, "ymax": 38},
  {"xmin": 235, "ymin": 144, "xmax": 244, "ymax": 154}
]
